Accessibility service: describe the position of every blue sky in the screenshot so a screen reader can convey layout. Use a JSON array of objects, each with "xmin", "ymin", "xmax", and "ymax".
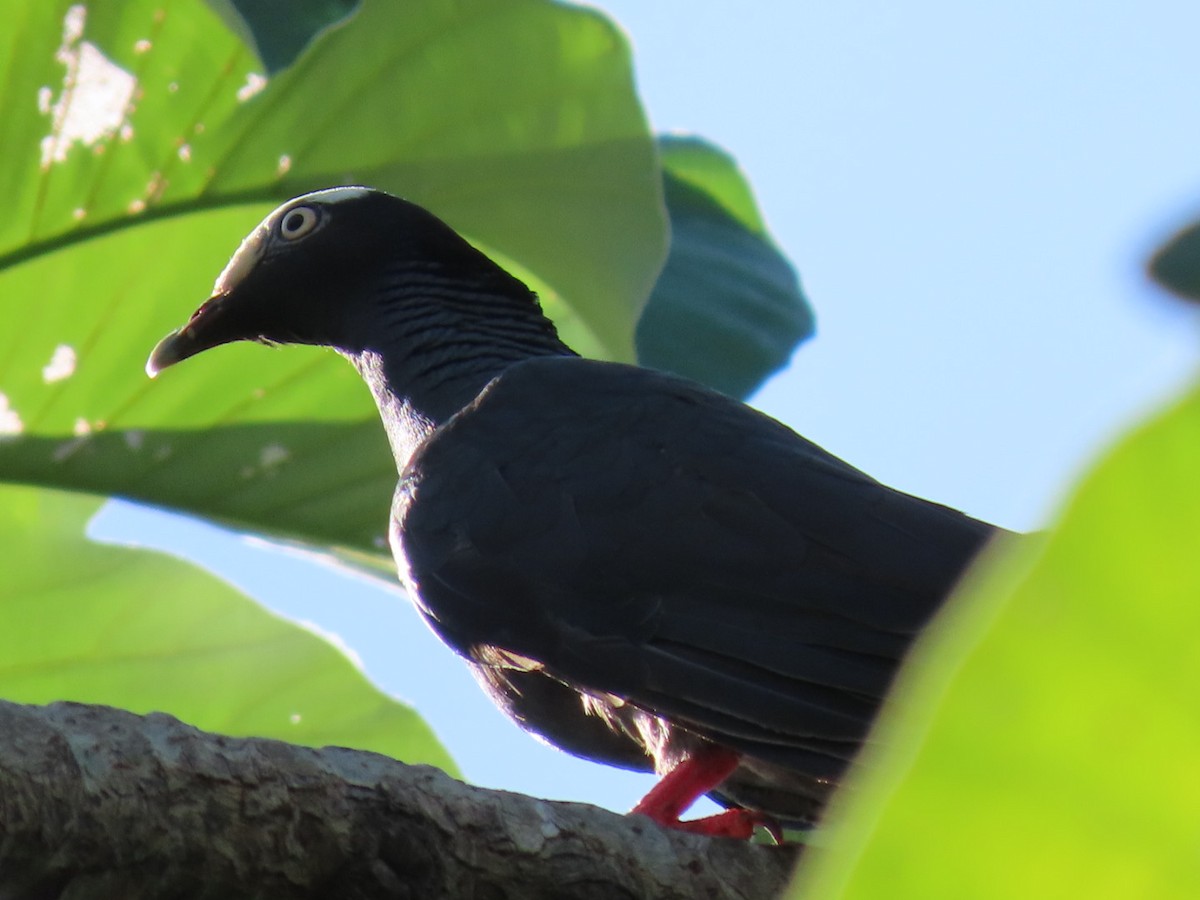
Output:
[{"xmin": 95, "ymin": 1, "xmax": 1199, "ymax": 818}]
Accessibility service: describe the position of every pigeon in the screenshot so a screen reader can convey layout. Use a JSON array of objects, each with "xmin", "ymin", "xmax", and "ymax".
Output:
[{"xmin": 148, "ymin": 187, "xmax": 999, "ymax": 838}]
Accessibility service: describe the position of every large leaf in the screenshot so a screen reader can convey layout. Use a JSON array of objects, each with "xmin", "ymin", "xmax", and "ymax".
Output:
[
  {"xmin": 0, "ymin": 0, "xmax": 665, "ymax": 568},
  {"xmin": 205, "ymin": 5, "xmax": 816, "ymax": 398},
  {"xmin": 0, "ymin": 481, "xmax": 456, "ymax": 772},
  {"xmin": 790, "ymin": 380, "xmax": 1200, "ymax": 898},
  {"xmin": 2, "ymin": 0, "xmax": 665, "ymax": 358},
  {"xmin": 0, "ymin": 4, "xmax": 812, "ymax": 570},
  {"xmin": 637, "ymin": 135, "xmax": 814, "ymax": 398}
]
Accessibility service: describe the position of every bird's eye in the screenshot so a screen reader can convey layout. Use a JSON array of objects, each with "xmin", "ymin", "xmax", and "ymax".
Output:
[{"xmin": 279, "ymin": 206, "xmax": 319, "ymax": 241}]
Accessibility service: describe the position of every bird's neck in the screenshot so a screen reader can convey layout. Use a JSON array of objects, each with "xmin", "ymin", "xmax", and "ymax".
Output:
[{"xmin": 340, "ymin": 279, "xmax": 574, "ymax": 469}]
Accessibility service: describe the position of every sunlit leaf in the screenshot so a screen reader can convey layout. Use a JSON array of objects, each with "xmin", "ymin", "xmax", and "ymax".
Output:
[
  {"xmin": 3, "ymin": 0, "xmax": 664, "ymax": 357},
  {"xmin": 0, "ymin": 0, "xmax": 664, "ymax": 570}
]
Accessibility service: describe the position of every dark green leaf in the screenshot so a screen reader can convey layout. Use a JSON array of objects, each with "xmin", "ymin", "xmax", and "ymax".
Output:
[
  {"xmin": 207, "ymin": 0, "xmax": 359, "ymax": 74},
  {"xmin": 637, "ymin": 135, "xmax": 814, "ymax": 398}
]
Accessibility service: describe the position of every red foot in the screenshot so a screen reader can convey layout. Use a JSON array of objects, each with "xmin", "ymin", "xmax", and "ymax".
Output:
[{"xmin": 630, "ymin": 746, "xmax": 781, "ymax": 841}]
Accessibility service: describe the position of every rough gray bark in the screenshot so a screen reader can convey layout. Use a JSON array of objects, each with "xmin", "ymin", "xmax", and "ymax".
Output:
[{"xmin": 0, "ymin": 700, "xmax": 800, "ymax": 899}]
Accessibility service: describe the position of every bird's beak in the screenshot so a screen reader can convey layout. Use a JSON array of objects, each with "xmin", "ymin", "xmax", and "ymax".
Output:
[
  {"xmin": 145, "ymin": 294, "xmax": 238, "ymax": 378},
  {"xmin": 147, "ymin": 224, "xmax": 270, "ymax": 378}
]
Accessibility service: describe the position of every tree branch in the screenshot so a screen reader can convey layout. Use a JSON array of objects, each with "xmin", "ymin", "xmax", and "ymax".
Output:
[{"xmin": 0, "ymin": 700, "xmax": 799, "ymax": 899}]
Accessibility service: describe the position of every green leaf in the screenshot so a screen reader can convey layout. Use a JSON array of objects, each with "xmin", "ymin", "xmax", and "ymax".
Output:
[
  {"xmin": 0, "ymin": 0, "xmax": 666, "ymax": 571},
  {"xmin": 3, "ymin": 0, "xmax": 665, "ymax": 359},
  {"xmin": 0, "ymin": 481, "xmax": 456, "ymax": 772},
  {"xmin": 1, "ymin": 419, "xmax": 397, "ymax": 569},
  {"xmin": 637, "ymin": 135, "xmax": 814, "ymax": 398},
  {"xmin": 1148, "ymin": 219, "xmax": 1200, "ymax": 303},
  {"xmin": 791, "ymin": 382, "xmax": 1200, "ymax": 899}
]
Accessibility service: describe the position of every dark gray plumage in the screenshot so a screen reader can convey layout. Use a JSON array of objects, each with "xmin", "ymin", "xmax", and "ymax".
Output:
[{"xmin": 148, "ymin": 187, "xmax": 999, "ymax": 833}]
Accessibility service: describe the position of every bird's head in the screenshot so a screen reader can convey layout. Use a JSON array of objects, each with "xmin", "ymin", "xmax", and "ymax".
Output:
[{"xmin": 146, "ymin": 187, "xmax": 509, "ymax": 376}]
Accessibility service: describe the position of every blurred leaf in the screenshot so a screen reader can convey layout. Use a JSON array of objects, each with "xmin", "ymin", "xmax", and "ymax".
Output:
[
  {"xmin": 637, "ymin": 135, "xmax": 814, "ymax": 398},
  {"xmin": 0, "ymin": 482, "xmax": 456, "ymax": 773},
  {"xmin": 791, "ymin": 382, "xmax": 1200, "ymax": 899},
  {"xmin": 1148, "ymin": 219, "xmax": 1200, "ymax": 303}
]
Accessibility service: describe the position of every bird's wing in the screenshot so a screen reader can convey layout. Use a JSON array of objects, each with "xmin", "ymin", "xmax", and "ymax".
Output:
[{"xmin": 396, "ymin": 357, "xmax": 998, "ymax": 774}]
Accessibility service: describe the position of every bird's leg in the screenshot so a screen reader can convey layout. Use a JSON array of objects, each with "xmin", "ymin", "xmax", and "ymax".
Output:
[
  {"xmin": 631, "ymin": 745, "xmax": 740, "ymax": 823},
  {"xmin": 630, "ymin": 745, "xmax": 780, "ymax": 841}
]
